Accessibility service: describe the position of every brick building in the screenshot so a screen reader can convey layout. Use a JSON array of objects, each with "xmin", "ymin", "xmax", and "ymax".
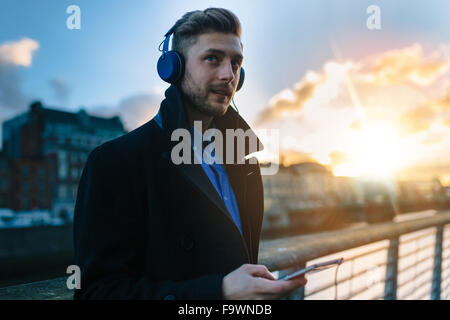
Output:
[
  {"xmin": 0, "ymin": 151, "xmax": 12, "ymax": 208},
  {"xmin": 1, "ymin": 101, "xmax": 126, "ymax": 218}
]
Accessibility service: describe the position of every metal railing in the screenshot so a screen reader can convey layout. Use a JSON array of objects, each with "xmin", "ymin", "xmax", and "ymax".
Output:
[
  {"xmin": 1, "ymin": 210, "xmax": 450, "ymax": 300},
  {"xmin": 261, "ymin": 210, "xmax": 450, "ymax": 300}
]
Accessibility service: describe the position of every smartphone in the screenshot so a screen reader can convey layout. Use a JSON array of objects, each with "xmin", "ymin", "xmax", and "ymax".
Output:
[{"xmin": 277, "ymin": 258, "xmax": 344, "ymax": 281}]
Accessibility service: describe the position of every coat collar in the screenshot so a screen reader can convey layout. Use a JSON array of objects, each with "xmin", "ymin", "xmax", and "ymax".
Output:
[{"xmin": 154, "ymin": 84, "xmax": 264, "ymax": 158}]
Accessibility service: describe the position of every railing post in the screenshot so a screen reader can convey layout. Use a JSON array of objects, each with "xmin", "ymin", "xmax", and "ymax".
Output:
[
  {"xmin": 431, "ymin": 225, "xmax": 444, "ymax": 300},
  {"xmin": 384, "ymin": 237, "xmax": 399, "ymax": 300}
]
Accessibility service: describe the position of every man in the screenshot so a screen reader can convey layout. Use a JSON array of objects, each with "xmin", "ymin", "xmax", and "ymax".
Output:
[{"xmin": 73, "ymin": 7, "xmax": 306, "ymax": 300}]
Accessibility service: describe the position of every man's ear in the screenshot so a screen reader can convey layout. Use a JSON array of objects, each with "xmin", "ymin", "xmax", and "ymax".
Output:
[
  {"xmin": 174, "ymin": 51, "xmax": 185, "ymax": 87},
  {"xmin": 236, "ymin": 67, "xmax": 245, "ymax": 91}
]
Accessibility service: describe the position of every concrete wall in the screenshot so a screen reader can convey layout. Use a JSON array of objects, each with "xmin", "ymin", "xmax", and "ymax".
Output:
[{"xmin": 0, "ymin": 225, "xmax": 74, "ymax": 287}]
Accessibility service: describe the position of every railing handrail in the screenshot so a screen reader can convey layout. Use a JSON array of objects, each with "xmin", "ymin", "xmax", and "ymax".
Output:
[
  {"xmin": 1, "ymin": 210, "xmax": 450, "ymax": 300},
  {"xmin": 259, "ymin": 211, "xmax": 450, "ymax": 271}
]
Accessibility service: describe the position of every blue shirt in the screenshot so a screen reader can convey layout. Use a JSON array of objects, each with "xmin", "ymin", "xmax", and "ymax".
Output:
[{"xmin": 191, "ymin": 124, "xmax": 243, "ymax": 235}]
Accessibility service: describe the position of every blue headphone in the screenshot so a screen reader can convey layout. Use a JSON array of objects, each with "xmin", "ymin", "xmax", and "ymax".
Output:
[{"xmin": 157, "ymin": 25, "xmax": 245, "ymax": 91}]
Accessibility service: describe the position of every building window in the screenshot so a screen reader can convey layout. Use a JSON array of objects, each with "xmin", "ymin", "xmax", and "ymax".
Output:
[
  {"xmin": 71, "ymin": 168, "xmax": 78, "ymax": 180},
  {"xmin": 39, "ymin": 199, "xmax": 47, "ymax": 208},
  {"xmin": 0, "ymin": 178, "xmax": 7, "ymax": 191},
  {"xmin": 59, "ymin": 184, "xmax": 68, "ymax": 199},
  {"xmin": 0, "ymin": 160, "xmax": 7, "ymax": 169},
  {"xmin": 22, "ymin": 197, "xmax": 30, "ymax": 210},
  {"xmin": 59, "ymin": 163, "xmax": 68, "ymax": 179},
  {"xmin": 22, "ymin": 166, "xmax": 29, "ymax": 178},
  {"xmin": 58, "ymin": 151, "xmax": 68, "ymax": 179},
  {"xmin": 37, "ymin": 167, "xmax": 46, "ymax": 178},
  {"xmin": 58, "ymin": 150, "xmax": 67, "ymax": 162},
  {"xmin": 0, "ymin": 197, "xmax": 7, "ymax": 208},
  {"xmin": 22, "ymin": 181, "xmax": 30, "ymax": 194},
  {"xmin": 37, "ymin": 181, "xmax": 46, "ymax": 193}
]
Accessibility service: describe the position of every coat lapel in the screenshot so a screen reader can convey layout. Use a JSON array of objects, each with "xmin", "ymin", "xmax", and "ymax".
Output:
[{"xmin": 161, "ymin": 151, "xmax": 234, "ymax": 224}]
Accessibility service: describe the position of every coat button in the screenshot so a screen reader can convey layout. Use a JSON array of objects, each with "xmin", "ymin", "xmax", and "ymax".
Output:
[
  {"xmin": 180, "ymin": 235, "xmax": 195, "ymax": 251},
  {"xmin": 164, "ymin": 294, "xmax": 176, "ymax": 300}
]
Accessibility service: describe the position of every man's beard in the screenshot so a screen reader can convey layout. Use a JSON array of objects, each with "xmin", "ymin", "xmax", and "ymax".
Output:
[{"xmin": 180, "ymin": 74, "xmax": 230, "ymax": 118}]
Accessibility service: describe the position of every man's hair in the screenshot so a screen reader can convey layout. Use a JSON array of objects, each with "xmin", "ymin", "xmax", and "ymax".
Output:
[{"xmin": 172, "ymin": 8, "xmax": 242, "ymax": 59}]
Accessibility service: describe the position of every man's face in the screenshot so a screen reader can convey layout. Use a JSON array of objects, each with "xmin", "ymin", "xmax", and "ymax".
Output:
[{"xmin": 180, "ymin": 32, "xmax": 243, "ymax": 118}]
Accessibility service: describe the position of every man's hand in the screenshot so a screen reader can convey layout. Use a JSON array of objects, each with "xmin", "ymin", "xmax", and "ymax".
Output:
[{"xmin": 222, "ymin": 264, "xmax": 307, "ymax": 300}]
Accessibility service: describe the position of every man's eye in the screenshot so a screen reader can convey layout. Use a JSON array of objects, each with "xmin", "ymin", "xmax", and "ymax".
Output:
[{"xmin": 206, "ymin": 56, "xmax": 218, "ymax": 62}]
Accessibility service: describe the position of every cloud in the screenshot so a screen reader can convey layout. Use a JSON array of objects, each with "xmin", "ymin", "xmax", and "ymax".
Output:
[
  {"xmin": 50, "ymin": 78, "xmax": 70, "ymax": 104},
  {"xmin": 0, "ymin": 38, "xmax": 39, "ymax": 110},
  {"xmin": 88, "ymin": 93, "xmax": 161, "ymax": 131},
  {"xmin": 256, "ymin": 43, "xmax": 450, "ymax": 177},
  {"xmin": 259, "ymin": 43, "xmax": 450, "ymax": 126},
  {"xmin": 444, "ymin": 117, "xmax": 450, "ymax": 127},
  {"xmin": 360, "ymin": 43, "xmax": 450, "ymax": 87},
  {"xmin": 328, "ymin": 150, "xmax": 352, "ymax": 166},
  {"xmin": 255, "ymin": 71, "xmax": 322, "ymax": 125},
  {"xmin": 394, "ymin": 90, "xmax": 450, "ymax": 135},
  {"xmin": 0, "ymin": 64, "xmax": 27, "ymax": 110},
  {"xmin": 349, "ymin": 120, "xmax": 363, "ymax": 131},
  {"xmin": 0, "ymin": 38, "xmax": 39, "ymax": 67},
  {"xmin": 430, "ymin": 92, "xmax": 450, "ymax": 111},
  {"xmin": 256, "ymin": 61, "xmax": 354, "ymax": 125},
  {"xmin": 420, "ymin": 131, "xmax": 447, "ymax": 145},
  {"xmin": 0, "ymin": 38, "xmax": 40, "ymax": 145},
  {"xmin": 397, "ymin": 106, "xmax": 436, "ymax": 136}
]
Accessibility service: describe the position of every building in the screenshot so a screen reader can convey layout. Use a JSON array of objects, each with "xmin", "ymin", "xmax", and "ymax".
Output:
[
  {"xmin": 263, "ymin": 162, "xmax": 336, "ymax": 210},
  {"xmin": 261, "ymin": 162, "xmax": 337, "ymax": 231},
  {"xmin": 332, "ymin": 176, "xmax": 365, "ymax": 207},
  {"xmin": 10, "ymin": 157, "xmax": 50, "ymax": 211},
  {"xmin": 2, "ymin": 101, "xmax": 126, "ymax": 219},
  {"xmin": 0, "ymin": 151, "xmax": 12, "ymax": 208}
]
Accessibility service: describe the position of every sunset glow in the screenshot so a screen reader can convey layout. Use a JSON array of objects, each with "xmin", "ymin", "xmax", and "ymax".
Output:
[
  {"xmin": 256, "ymin": 42, "xmax": 450, "ymax": 182},
  {"xmin": 334, "ymin": 124, "xmax": 407, "ymax": 178}
]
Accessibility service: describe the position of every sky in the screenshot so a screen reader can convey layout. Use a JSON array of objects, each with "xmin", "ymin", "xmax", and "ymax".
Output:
[{"xmin": 1, "ymin": 0, "xmax": 449, "ymax": 183}]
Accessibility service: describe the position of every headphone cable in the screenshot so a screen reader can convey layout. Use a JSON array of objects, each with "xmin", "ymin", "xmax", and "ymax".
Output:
[
  {"xmin": 231, "ymin": 97, "xmax": 239, "ymax": 114},
  {"xmin": 232, "ymin": 97, "xmax": 240, "ymax": 130}
]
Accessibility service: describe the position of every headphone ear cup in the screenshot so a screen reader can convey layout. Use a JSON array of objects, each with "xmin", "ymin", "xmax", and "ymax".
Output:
[
  {"xmin": 157, "ymin": 51, "xmax": 184, "ymax": 84},
  {"xmin": 236, "ymin": 67, "xmax": 245, "ymax": 91}
]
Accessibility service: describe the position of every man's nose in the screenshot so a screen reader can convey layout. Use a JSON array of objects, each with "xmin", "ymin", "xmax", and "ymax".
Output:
[{"xmin": 218, "ymin": 61, "xmax": 235, "ymax": 83}]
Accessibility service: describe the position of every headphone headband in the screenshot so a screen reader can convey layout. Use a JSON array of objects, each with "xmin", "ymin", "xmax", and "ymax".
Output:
[{"xmin": 162, "ymin": 26, "xmax": 176, "ymax": 53}]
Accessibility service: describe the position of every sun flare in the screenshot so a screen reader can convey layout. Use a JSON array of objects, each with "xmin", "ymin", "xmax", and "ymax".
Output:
[{"xmin": 333, "ymin": 124, "xmax": 407, "ymax": 178}]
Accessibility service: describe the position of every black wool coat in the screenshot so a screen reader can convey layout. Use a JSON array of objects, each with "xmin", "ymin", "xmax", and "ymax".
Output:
[{"xmin": 73, "ymin": 85, "xmax": 265, "ymax": 300}]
